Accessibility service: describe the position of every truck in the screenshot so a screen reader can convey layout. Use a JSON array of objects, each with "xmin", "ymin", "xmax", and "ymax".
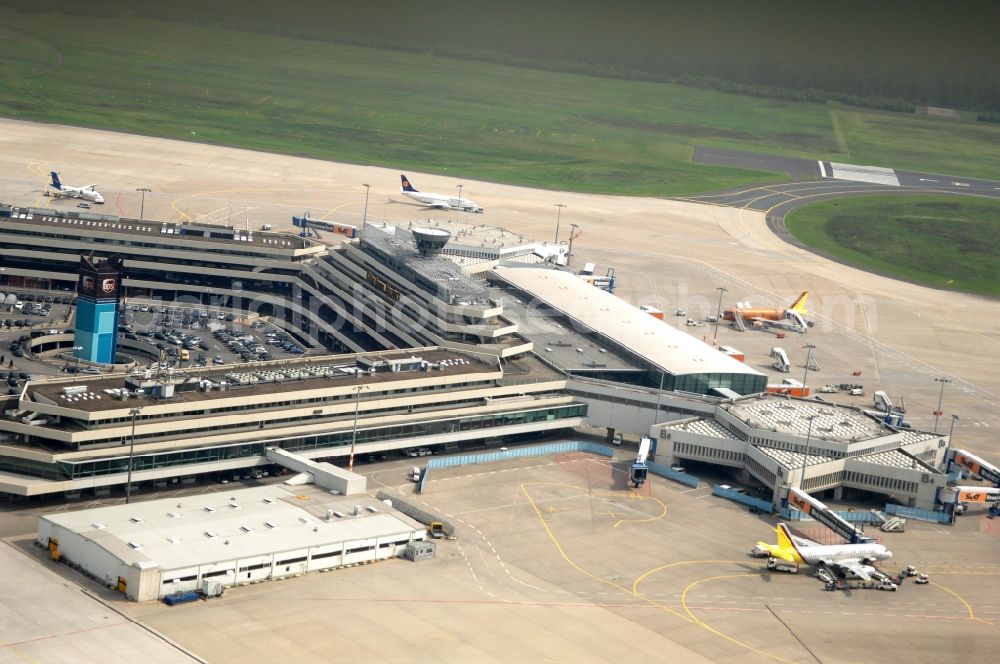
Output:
[
  {"xmin": 767, "ymin": 557, "xmax": 800, "ymax": 573},
  {"xmin": 825, "ymin": 577, "xmax": 897, "ymax": 591},
  {"xmin": 630, "ymin": 436, "xmax": 651, "ymax": 488}
]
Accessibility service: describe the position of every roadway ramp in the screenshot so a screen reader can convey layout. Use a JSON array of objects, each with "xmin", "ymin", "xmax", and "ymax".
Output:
[{"xmin": 266, "ymin": 447, "xmax": 366, "ymax": 495}]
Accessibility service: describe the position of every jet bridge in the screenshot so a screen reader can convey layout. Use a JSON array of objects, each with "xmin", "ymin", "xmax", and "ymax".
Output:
[
  {"xmin": 948, "ymin": 449, "xmax": 1000, "ymax": 487},
  {"xmin": 786, "ymin": 487, "xmax": 877, "ymax": 544}
]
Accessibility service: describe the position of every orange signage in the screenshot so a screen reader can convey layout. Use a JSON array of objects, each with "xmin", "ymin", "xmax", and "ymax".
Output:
[{"xmin": 789, "ymin": 492, "xmax": 812, "ymax": 514}]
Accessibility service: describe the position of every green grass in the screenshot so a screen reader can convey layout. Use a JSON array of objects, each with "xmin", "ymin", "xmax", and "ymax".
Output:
[
  {"xmin": 784, "ymin": 196, "xmax": 1000, "ymax": 296},
  {"xmin": 831, "ymin": 107, "xmax": 1000, "ymax": 181},
  {"xmin": 1, "ymin": 11, "xmax": 1000, "ymax": 196}
]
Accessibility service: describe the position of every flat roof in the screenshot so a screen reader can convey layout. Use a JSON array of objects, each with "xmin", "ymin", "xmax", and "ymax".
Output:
[
  {"xmin": 496, "ymin": 292, "xmax": 639, "ymax": 372},
  {"xmin": 726, "ymin": 396, "xmax": 887, "ymax": 443},
  {"xmin": 371, "ymin": 218, "xmax": 540, "ymax": 254},
  {"xmin": 26, "ymin": 349, "xmax": 497, "ymax": 414},
  {"xmin": 2, "ymin": 206, "xmax": 314, "ymax": 251},
  {"xmin": 493, "ymin": 267, "xmax": 763, "ymax": 378},
  {"xmin": 40, "ymin": 485, "xmax": 424, "ymax": 572}
]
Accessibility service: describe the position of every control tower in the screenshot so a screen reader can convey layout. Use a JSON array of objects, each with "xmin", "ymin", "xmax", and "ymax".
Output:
[{"xmin": 411, "ymin": 227, "xmax": 451, "ymax": 257}]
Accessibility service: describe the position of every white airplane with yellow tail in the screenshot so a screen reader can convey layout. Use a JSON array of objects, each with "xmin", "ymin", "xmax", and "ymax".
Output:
[{"xmin": 756, "ymin": 523, "xmax": 892, "ymax": 580}]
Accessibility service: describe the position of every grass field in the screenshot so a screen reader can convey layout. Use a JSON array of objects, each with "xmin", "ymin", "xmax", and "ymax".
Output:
[
  {"xmin": 784, "ymin": 196, "xmax": 1000, "ymax": 296},
  {"xmin": 1, "ymin": 12, "xmax": 1000, "ymax": 195}
]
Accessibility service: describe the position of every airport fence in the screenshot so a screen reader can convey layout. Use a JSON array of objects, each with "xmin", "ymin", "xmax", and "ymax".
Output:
[
  {"xmin": 646, "ymin": 461, "xmax": 699, "ymax": 488},
  {"xmin": 885, "ymin": 503, "xmax": 952, "ymax": 524},
  {"xmin": 417, "ymin": 440, "xmax": 614, "ymax": 493},
  {"xmin": 713, "ymin": 484, "xmax": 774, "ymax": 513},
  {"xmin": 833, "ymin": 510, "xmax": 883, "ymax": 524}
]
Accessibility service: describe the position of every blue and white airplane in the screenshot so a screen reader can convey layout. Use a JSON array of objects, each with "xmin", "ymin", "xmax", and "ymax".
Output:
[
  {"xmin": 47, "ymin": 172, "xmax": 104, "ymax": 204},
  {"xmin": 400, "ymin": 174, "xmax": 482, "ymax": 213}
]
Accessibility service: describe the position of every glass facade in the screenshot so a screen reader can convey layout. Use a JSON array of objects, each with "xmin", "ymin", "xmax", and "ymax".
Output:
[
  {"xmin": 2, "ymin": 404, "xmax": 586, "ymax": 482},
  {"xmin": 667, "ymin": 372, "xmax": 766, "ymax": 396}
]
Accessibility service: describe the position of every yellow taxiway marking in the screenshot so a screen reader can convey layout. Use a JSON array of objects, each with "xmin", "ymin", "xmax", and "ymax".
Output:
[
  {"xmin": 318, "ymin": 201, "xmax": 361, "ymax": 221},
  {"xmin": 679, "ymin": 573, "xmax": 797, "ymax": 664},
  {"xmin": 929, "ymin": 580, "xmax": 993, "ymax": 625},
  {"xmin": 613, "ymin": 495, "xmax": 666, "ymax": 528},
  {"xmin": 27, "ymin": 161, "xmax": 48, "ymax": 208},
  {"xmin": 521, "ymin": 482, "xmax": 792, "ymax": 662}
]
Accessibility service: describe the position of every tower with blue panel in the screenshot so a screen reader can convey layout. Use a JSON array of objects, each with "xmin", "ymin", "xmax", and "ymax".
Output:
[{"xmin": 74, "ymin": 254, "xmax": 124, "ymax": 365}]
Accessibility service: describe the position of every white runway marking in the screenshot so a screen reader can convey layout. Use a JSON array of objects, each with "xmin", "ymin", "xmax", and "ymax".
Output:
[{"xmin": 828, "ymin": 162, "xmax": 900, "ymax": 186}]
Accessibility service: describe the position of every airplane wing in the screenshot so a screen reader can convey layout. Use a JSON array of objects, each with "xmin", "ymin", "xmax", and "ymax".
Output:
[{"xmin": 830, "ymin": 559, "xmax": 872, "ymax": 580}]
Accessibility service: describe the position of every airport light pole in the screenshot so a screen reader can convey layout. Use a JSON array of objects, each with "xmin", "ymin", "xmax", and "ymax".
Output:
[
  {"xmin": 136, "ymin": 187, "xmax": 151, "ymax": 220},
  {"xmin": 713, "ymin": 287, "xmax": 728, "ymax": 344},
  {"xmin": 362, "ymin": 184, "xmax": 370, "ymax": 229},
  {"xmin": 933, "ymin": 377, "xmax": 951, "ymax": 432},
  {"xmin": 567, "ymin": 223, "xmax": 580, "ymax": 267},
  {"xmin": 798, "ymin": 413, "xmax": 817, "ymax": 489},
  {"xmin": 125, "ymin": 407, "xmax": 141, "ymax": 504},
  {"xmin": 347, "ymin": 385, "xmax": 368, "ymax": 472},
  {"xmin": 456, "ymin": 184, "xmax": 463, "ymax": 209},
  {"xmin": 801, "ymin": 343, "xmax": 816, "ymax": 396},
  {"xmin": 553, "ymin": 203, "xmax": 566, "ymax": 244}
]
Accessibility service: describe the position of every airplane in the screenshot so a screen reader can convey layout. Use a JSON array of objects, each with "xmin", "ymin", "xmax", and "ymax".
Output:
[
  {"xmin": 722, "ymin": 291, "xmax": 809, "ymax": 332},
  {"xmin": 45, "ymin": 172, "xmax": 105, "ymax": 204},
  {"xmin": 756, "ymin": 523, "xmax": 892, "ymax": 580},
  {"xmin": 400, "ymin": 174, "xmax": 483, "ymax": 213}
]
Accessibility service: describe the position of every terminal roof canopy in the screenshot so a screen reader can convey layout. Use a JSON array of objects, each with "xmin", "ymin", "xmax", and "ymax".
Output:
[{"xmin": 493, "ymin": 267, "xmax": 763, "ymax": 379}]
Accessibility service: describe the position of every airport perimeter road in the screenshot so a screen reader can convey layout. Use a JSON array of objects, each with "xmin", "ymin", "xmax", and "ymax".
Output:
[{"xmin": 686, "ymin": 146, "xmax": 1000, "ymax": 220}]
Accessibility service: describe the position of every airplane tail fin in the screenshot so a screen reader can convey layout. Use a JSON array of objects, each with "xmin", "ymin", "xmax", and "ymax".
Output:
[
  {"xmin": 50, "ymin": 172, "xmax": 62, "ymax": 190},
  {"xmin": 400, "ymin": 174, "xmax": 417, "ymax": 193},
  {"xmin": 790, "ymin": 291, "xmax": 808, "ymax": 314},
  {"xmin": 776, "ymin": 523, "xmax": 795, "ymax": 550}
]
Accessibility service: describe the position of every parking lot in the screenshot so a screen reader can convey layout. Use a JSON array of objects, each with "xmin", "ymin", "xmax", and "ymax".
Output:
[
  {"xmin": 119, "ymin": 303, "xmax": 308, "ymax": 370},
  {"xmin": 0, "ymin": 287, "xmax": 314, "ymax": 384}
]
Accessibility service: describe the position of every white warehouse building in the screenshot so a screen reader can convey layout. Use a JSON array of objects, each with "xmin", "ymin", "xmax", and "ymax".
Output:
[{"xmin": 37, "ymin": 484, "xmax": 426, "ymax": 602}]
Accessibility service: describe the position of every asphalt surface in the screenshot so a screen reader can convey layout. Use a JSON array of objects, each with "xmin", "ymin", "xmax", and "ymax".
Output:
[{"xmin": 687, "ymin": 146, "xmax": 1000, "ymax": 220}]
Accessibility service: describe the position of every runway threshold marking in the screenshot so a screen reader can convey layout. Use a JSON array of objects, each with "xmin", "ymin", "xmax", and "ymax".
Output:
[{"xmin": 521, "ymin": 482, "xmax": 792, "ymax": 662}]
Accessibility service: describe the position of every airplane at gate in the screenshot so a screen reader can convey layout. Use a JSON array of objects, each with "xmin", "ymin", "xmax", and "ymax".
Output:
[
  {"xmin": 46, "ymin": 172, "xmax": 105, "ymax": 204},
  {"xmin": 756, "ymin": 523, "xmax": 892, "ymax": 580},
  {"xmin": 400, "ymin": 174, "xmax": 482, "ymax": 213},
  {"xmin": 723, "ymin": 291, "xmax": 809, "ymax": 331}
]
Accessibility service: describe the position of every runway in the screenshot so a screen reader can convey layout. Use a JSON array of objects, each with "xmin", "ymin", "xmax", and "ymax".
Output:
[{"xmin": 686, "ymin": 146, "xmax": 1000, "ymax": 220}]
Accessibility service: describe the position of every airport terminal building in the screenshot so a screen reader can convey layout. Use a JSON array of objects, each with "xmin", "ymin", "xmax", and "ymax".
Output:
[
  {"xmin": 0, "ymin": 203, "xmax": 969, "ymax": 513},
  {"xmin": 0, "ymin": 348, "xmax": 583, "ymax": 497},
  {"xmin": 654, "ymin": 396, "xmax": 949, "ymax": 509}
]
